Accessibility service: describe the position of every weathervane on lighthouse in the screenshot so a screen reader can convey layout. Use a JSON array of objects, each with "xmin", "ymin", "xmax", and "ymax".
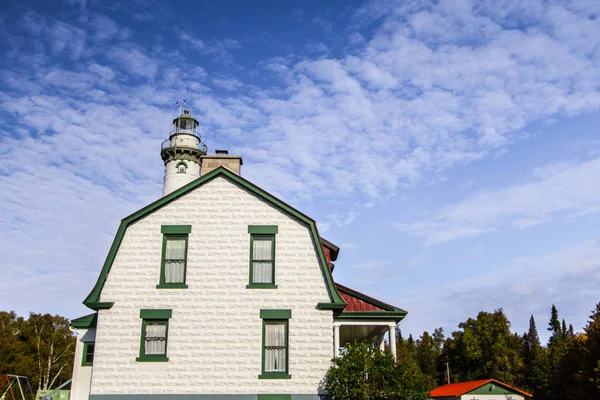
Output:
[{"xmin": 160, "ymin": 100, "xmax": 208, "ymax": 196}]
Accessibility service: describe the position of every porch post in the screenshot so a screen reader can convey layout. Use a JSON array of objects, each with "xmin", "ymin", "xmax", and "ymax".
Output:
[
  {"xmin": 334, "ymin": 325, "xmax": 340, "ymax": 358},
  {"xmin": 389, "ymin": 324, "xmax": 397, "ymax": 360}
]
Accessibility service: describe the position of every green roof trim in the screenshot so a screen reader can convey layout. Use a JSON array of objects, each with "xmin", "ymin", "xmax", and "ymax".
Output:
[
  {"xmin": 86, "ymin": 302, "xmax": 114, "ymax": 311},
  {"xmin": 83, "ymin": 167, "xmax": 345, "ymax": 309},
  {"xmin": 320, "ymin": 237, "xmax": 340, "ymax": 261},
  {"xmin": 70, "ymin": 313, "xmax": 98, "ymax": 329}
]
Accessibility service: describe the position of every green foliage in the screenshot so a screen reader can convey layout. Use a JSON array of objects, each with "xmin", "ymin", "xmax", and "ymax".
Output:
[
  {"xmin": 443, "ymin": 309, "xmax": 523, "ymax": 385},
  {"xmin": 323, "ymin": 342, "xmax": 429, "ymax": 400},
  {"xmin": 0, "ymin": 311, "xmax": 75, "ymax": 392}
]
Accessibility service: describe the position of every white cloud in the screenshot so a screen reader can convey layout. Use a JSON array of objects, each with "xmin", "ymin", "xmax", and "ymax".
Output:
[
  {"xmin": 2, "ymin": 0, "xmax": 600, "ymax": 324},
  {"xmin": 399, "ymin": 157, "xmax": 600, "ymax": 245},
  {"xmin": 396, "ymin": 238, "xmax": 600, "ymax": 341}
]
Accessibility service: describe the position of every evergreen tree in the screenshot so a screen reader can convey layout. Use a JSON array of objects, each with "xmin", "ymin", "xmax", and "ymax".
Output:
[
  {"xmin": 522, "ymin": 315, "xmax": 549, "ymax": 397},
  {"xmin": 568, "ymin": 324, "xmax": 575, "ymax": 339},
  {"xmin": 548, "ymin": 305, "xmax": 561, "ymax": 346},
  {"xmin": 583, "ymin": 303, "xmax": 600, "ymax": 397}
]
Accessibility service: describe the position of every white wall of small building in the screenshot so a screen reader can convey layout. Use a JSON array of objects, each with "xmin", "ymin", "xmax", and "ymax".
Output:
[
  {"xmin": 71, "ymin": 327, "xmax": 95, "ymax": 400},
  {"xmin": 90, "ymin": 176, "xmax": 334, "ymax": 395},
  {"xmin": 461, "ymin": 394, "xmax": 525, "ymax": 400}
]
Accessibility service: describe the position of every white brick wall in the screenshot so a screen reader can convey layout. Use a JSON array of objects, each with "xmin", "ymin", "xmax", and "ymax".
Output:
[{"xmin": 90, "ymin": 176, "xmax": 334, "ymax": 395}]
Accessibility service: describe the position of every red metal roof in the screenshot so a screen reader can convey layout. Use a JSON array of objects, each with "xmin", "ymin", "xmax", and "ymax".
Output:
[
  {"xmin": 430, "ymin": 379, "xmax": 532, "ymax": 398},
  {"xmin": 336, "ymin": 284, "xmax": 386, "ymax": 312}
]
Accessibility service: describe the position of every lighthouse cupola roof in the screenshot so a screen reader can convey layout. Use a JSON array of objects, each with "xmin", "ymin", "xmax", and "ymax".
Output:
[{"xmin": 172, "ymin": 108, "xmax": 199, "ymax": 127}]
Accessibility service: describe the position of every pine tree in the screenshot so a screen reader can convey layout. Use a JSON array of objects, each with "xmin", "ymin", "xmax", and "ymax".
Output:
[
  {"xmin": 583, "ymin": 303, "xmax": 600, "ymax": 397},
  {"xmin": 548, "ymin": 305, "xmax": 561, "ymax": 346},
  {"xmin": 568, "ymin": 324, "xmax": 575, "ymax": 339}
]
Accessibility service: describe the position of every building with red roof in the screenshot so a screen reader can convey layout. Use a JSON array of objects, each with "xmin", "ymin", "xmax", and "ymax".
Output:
[{"xmin": 430, "ymin": 379, "xmax": 532, "ymax": 400}]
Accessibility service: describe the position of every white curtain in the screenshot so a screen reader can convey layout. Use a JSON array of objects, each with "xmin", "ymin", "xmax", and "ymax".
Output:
[
  {"xmin": 264, "ymin": 322, "xmax": 286, "ymax": 372},
  {"xmin": 145, "ymin": 321, "xmax": 167, "ymax": 355},
  {"xmin": 252, "ymin": 238, "xmax": 273, "ymax": 283},
  {"xmin": 165, "ymin": 238, "xmax": 186, "ymax": 283}
]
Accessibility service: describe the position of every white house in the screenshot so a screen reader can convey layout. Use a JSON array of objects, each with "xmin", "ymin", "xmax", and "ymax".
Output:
[{"xmin": 69, "ymin": 108, "xmax": 407, "ymax": 400}]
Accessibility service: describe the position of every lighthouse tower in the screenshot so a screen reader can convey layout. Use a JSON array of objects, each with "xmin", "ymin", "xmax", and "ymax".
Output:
[{"xmin": 160, "ymin": 107, "xmax": 207, "ymax": 195}]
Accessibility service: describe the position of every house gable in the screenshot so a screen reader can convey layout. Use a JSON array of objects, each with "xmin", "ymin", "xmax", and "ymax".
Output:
[
  {"xmin": 83, "ymin": 166, "xmax": 344, "ymax": 310},
  {"xmin": 465, "ymin": 381, "xmax": 531, "ymax": 398}
]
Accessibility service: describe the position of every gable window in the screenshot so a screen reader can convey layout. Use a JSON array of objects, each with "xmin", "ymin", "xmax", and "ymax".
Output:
[
  {"xmin": 157, "ymin": 225, "xmax": 191, "ymax": 289},
  {"xmin": 136, "ymin": 309, "xmax": 172, "ymax": 362},
  {"xmin": 247, "ymin": 226, "xmax": 278, "ymax": 289},
  {"xmin": 81, "ymin": 342, "xmax": 95, "ymax": 366},
  {"xmin": 259, "ymin": 309, "xmax": 291, "ymax": 379}
]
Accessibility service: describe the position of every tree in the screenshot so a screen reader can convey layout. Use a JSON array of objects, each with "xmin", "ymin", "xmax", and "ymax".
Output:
[
  {"xmin": 0, "ymin": 311, "xmax": 75, "ymax": 391},
  {"xmin": 443, "ymin": 309, "xmax": 523, "ymax": 385},
  {"xmin": 23, "ymin": 313, "xmax": 75, "ymax": 390},
  {"xmin": 323, "ymin": 341, "xmax": 429, "ymax": 400},
  {"xmin": 583, "ymin": 302, "xmax": 600, "ymax": 398},
  {"xmin": 547, "ymin": 305, "xmax": 561, "ymax": 346}
]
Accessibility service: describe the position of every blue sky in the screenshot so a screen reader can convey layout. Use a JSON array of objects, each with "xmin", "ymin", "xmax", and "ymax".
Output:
[{"xmin": 1, "ymin": 0, "xmax": 600, "ymax": 342}]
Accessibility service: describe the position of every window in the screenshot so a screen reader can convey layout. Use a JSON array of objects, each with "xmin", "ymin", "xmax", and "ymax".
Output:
[
  {"xmin": 81, "ymin": 342, "xmax": 94, "ymax": 366},
  {"xmin": 177, "ymin": 162, "xmax": 187, "ymax": 174},
  {"xmin": 247, "ymin": 226, "xmax": 278, "ymax": 289},
  {"xmin": 259, "ymin": 309, "xmax": 291, "ymax": 379},
  {"xmin": 157, "ymin": 225, "xmax": 191, "ymax": 289},
  {"xmin": 137, "ymin": 309, "xmax": 172, "ymax": 362}
]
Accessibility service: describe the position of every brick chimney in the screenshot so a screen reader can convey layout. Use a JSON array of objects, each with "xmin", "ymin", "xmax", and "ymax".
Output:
[{"xmin": 200, "ymin": 150, "xmax": 243, "ymax": 175}]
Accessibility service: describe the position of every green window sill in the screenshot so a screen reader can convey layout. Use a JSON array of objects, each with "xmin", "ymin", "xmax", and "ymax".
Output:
[
  {"xmin": 247, "ymin": 283, "xmax": 278, "ymax": 289},
  {"xmin": 136, "ymin": 355, "xmax": 169, "ymax": 362},
  {"xmin": 156, "ymin": 283, "xmax": 188, "ymax": 289},
  {"xmin": 258, "ymin": 372, "xmax": 291, "ymax": 379}
]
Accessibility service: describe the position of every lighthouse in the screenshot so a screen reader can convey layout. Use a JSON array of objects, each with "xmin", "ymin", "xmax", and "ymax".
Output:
[{"xmin": 160, "ymin": 108, "xmax": 207, "ymax": 195}]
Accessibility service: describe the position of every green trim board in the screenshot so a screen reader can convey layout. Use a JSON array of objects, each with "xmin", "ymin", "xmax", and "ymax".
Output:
[
  {"xmin": 139, "ymin": 309, "xmax": 173, "ymax": 319},
  {"xmin": 257, "ymin": 396, "xmax": 291, "ymax": 400},
  {"xmin": 246, "ymin": 283, "xmax": 277, "ymax": 289},
  {"xmin": 86, "ymin": 302, "xmax": 114, "ymax": 311},
  {"xmin": 248, "ymin": 225, "xmax": 279, "ymax": 234},
  {"xmin": 156, "ymin": 283, "xmax": 188, "ymax": 289},
  {"xmin": 260, "ymin": 309, "xmax": 292, "ymax": 319},
  {"xmin": 248, "ymin": 234, "xmax": 276, "ymax": 287},
  {"xmin": 83, "ymin": 167, "xmax": 345, "ymax": 309},
  {"xmin": 316, "ymin": 302, "xmax": 345, "ymax": 310},
  {"xmin": 81, "ymin": 342, "xmax": 95, "ymax": 366},
  {"xmin": 334, "ymin": 312, "xmax": 407, "ymax": 320},
  {"xmin": 70, "ymin": 313, "xmax": 97, "ymax": 328},
  {"xmin": 158, "ymin": 232, "xmax": 189, "ymax": 288},
  {"xmin": 161, "ymin": 225, "xmax": 192, "ymax": 234}
]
